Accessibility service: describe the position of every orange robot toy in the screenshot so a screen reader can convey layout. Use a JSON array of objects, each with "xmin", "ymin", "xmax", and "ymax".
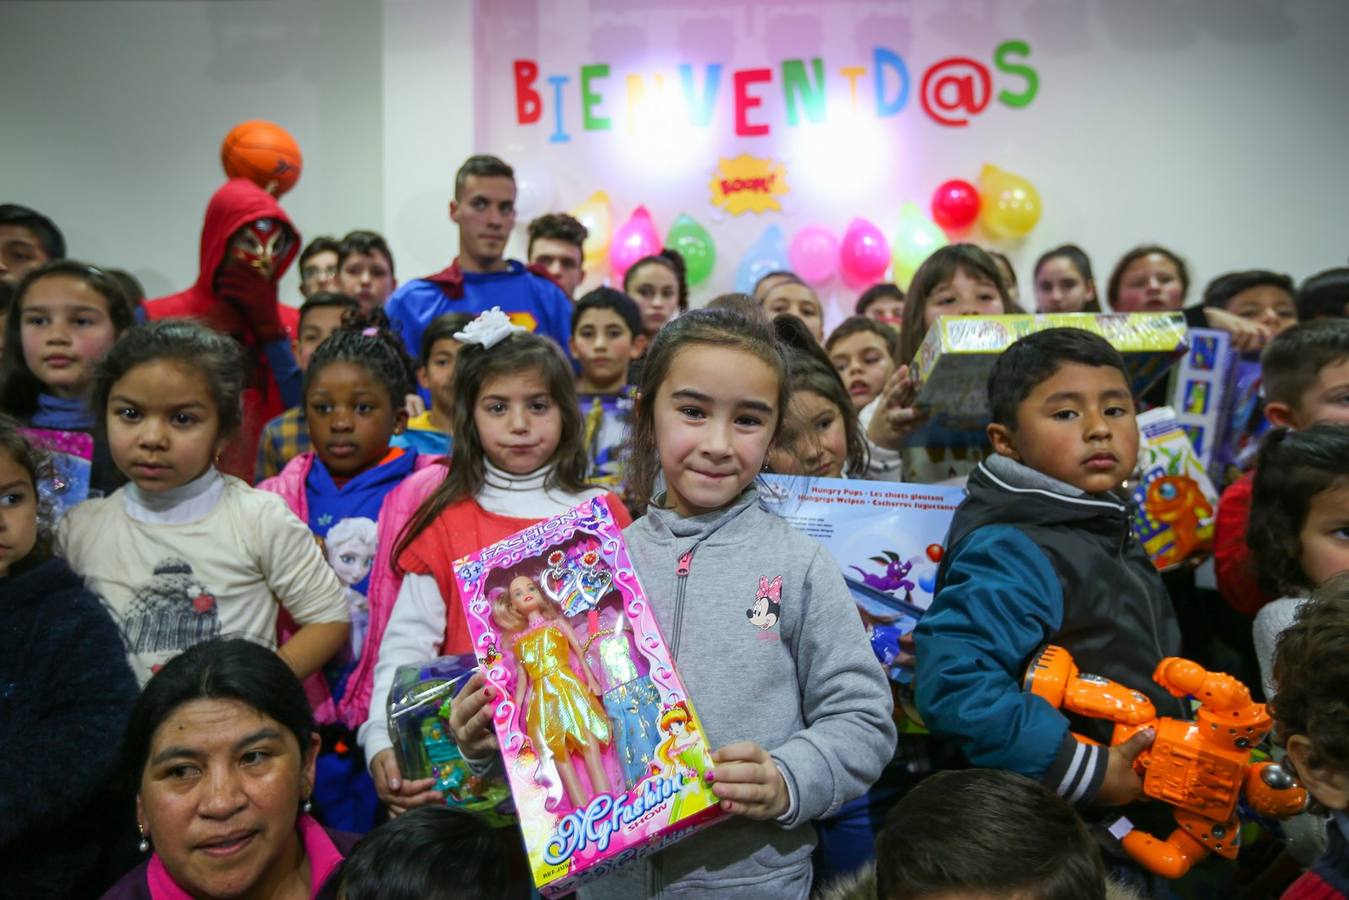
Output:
[{"xmin": 1023, "ymin": 645, "xmax": 1307, "ymax": 879}]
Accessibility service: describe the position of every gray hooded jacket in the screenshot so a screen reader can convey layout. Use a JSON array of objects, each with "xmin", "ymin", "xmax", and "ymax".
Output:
[{"xmin": 581, "ymin": 486, "xmax": 897, "ymax": 899}]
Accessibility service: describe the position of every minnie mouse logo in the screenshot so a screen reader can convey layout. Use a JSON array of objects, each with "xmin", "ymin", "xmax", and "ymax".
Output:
[{"xmin": 746, "ymin": 575, "xmax": 782, "ymax": 631}]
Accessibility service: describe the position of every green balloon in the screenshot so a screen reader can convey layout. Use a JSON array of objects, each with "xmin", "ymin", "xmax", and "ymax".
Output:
[{"xmin": 666, "ymin": 214, "xmax": 716, "ymax": 286}]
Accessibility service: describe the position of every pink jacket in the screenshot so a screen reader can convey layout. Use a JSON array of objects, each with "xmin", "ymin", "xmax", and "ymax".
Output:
[{"xmin": 259, "ymin": 451, "xmax": 447, "ymax": 727}]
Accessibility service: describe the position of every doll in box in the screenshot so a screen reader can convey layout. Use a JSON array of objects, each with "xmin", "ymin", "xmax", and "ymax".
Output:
[
  {"xmin": 582, "ymin": 606, "xmax": 664, "ymax": 788},
  {"xmin": 491, "ymin": 573, "xmax": 613, "ymax": 808}
]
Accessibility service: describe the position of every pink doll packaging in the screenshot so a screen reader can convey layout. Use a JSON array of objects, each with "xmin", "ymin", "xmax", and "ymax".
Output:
[{"xmin": 452, "ymin": 497, "xmax": 726, "ymax": 896}]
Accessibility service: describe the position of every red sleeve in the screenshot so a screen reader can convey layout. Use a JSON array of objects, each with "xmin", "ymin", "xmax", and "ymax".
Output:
[
  {"xmin": 602, "ymin": 492, "xmax": 633, "ymax": 528},
  {"xmin": 1213, "ymin": 473, "xmax": 1273, "ymax": 617},
  {"xmin": 1280, "ymin": 870, "xmax": 1344, "ymax": 899}
]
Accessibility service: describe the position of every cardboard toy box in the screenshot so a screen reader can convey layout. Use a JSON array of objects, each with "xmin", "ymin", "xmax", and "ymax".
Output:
[
  {"xmin": 451, "ymin": 497, "xmax": 725, "ymax": 896},
  {"xmin": 910, "ymin": 312, "xmax": 1189, "ymax": 437},
  {"xmin": 1131, "ymin": 407, "xmax": 1220, "ymax": 571},
  {"xmin": 1166, "ymin": 327, "xmax": 1263, "ymax": 487}
]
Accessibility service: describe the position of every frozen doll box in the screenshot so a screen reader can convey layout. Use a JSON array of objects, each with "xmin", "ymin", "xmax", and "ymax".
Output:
[{"xmin": 451, "ymin": 497, "xmax": 726, "ymax": 896}]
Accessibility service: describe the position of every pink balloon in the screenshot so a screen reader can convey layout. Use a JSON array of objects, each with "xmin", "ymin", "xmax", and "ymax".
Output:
[
  {"xmin": 839, "ymin": 217, "xmax": 890, "ymax": 289},
  {"xmin": 788, "ymin": 225, "xmax": 840, "ymax": 286},
  {"xmin": 931, "ymin": 179, "xmax": 980, "ymax": 232},
  {"xmin": 608, "ymin": 206, "xmax": 660, "ymax": 280}
]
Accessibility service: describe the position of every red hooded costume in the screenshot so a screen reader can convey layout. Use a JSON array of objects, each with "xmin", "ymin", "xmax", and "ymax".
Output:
[{"xmin": 145, "ymin": 180, "xmax": 300, "ymax": 480}]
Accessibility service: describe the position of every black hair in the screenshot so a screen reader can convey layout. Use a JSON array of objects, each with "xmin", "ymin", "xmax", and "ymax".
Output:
[
  {"xmin": 297, "ymin": 291, "xmax": 360, "ymax": 331},
  {"xmin": 0, "ymin": 203, "xmax": 66, "ymax": 260},
  {"xmin": 419, "ymin": 312, "xmax": 475, "ymax": 367},
  {"xmin": 988, "ymin": 327, "xmax": 1130, "ymax": 429},
  {"xmin": 92, "ymin": 319, "xmax": 245, "ymax": 441},
  {"xmin": 105, "ymin": 269, "xmax": 146, "ymax": 313},
  {"xmin": 898, "ymin": 244, "xmax": 1012, "ymax": 365},
  {"xmin": 395, "ymin": 330, "xmax": 589, "ymax": 563},
  {"xmin": 1270, "ymin": 575, "xmax": 1349, "ymax": 774},
  {"xmin": 527, "ymin": 212, "xmax": 589, "ymax": 257},
  {"xmin": 1202, "ymin": 269, "xmax": 1295, "ymax": 309},
  {"xmin": 1034, "ymin": 243, "xmax": 1100, "ymax": 313},
  {"xmin": 987, "ymin": 248, "xmax": 1018, "ymax": 289},
  {"xmin": 1296, "ymin": 268, "xmax": 1349, "ymax": 322},
  {"xmin": 1260, "ymin": 319, "xmax": 1349, "ymax": 409},
  {"xmin": 0, "ymin": 260, "xmax": 136, "ymax": 417},
  {"xmin": 751, "ymin": 269, "xmax": 797, "ymax": 300},
  {"xmin": 825, "ymin": 315, "xmax": 899, "ymax": 359},
  {"xmin": 0, "ymin": 414, "xmax": 55, "ymax": 564},
  {"xmin": 626, "ymin": 305, "xmax": 790, "ymax": 511},
  {"xmin": 770, "ymin": 315, "xmax": 868, "ymax": 477},
  {"xmin": 705, "ymin": 291, "xmax": 768, "ymax": 320},
  {"xmin": 876, "ymin": 768, "xmax": 1106, "ymax": 900},
  {"xmin": 298, "ymin": 235, "xmax": 340, "ymax": 271},
  {"xmin": 337, "ymin": 807, "xmax": 508, "ymax": 900},
  {"xmin": 1248, "ymin": 426, "xmax": 1349, "ymax": 595},
  {"xmin": 0, "ymin": 282, "xmax": 11, "ymax": 317},
  {"xmin": 338, "ymin": 229, "xmax": 396, "ymax": 278},
  {"xmin": 120, "ymin": 638, "xmax": 316, "ymax": 791},
  {"xmin": 854, "ymin": 282, "xmax": 905, "ymax": 316},
  {"xmin": 572, "ymin": 287, "xmax": 642, "ymax": 339},
  {"xmin": 454, "ymin": 155, "xmax": 514, "ymax": 199},
  {"xmin": 1106, "ymin": 244, "xmax": 1190, "ymax": 311},
  {"xmin": 624, "ymin": 249, "xmax": 690, "ymax": 312},
  {"xmin": 303, "ymin": 308, "xmax": 415, "ymax": 407}
]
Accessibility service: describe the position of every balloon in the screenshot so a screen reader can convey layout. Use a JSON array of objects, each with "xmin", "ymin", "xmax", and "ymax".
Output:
[
  {"xmin": 512, "ymin": 161, "xmax": 555, "ymax": 222},
  {"xmin": 925, "ymin": 543, "xmax": 944, "ymax": 563},
  {"xmin": 570, "ymin": 191, "xmax": 613, "ymax": 270},
  {"xmin": 666, "ymin": 214, "xmax": 716, "ymax": 286},
  {"xmin": 838, "ymin": 218, "xmax": 890, "ymax": 289},
  {"xmin": 930, "ymin": 179, "xmax": 980, "ymax": 232},
  {"xmin": 891, "ymin": 203, "xmax": 949, "ymax": 289},
  {"xmin": 788, "ymin": 225, "xmax": 840, "ymax": 286},
  {"xmin": 608, "ymin": 206, "xmax": 661, "ymax": 280},
  {"xmin": 918, "ymin": 572, "xmax": 937, "ymax": 594},
  {"xmin": 735, "ymin": 225, "xmax": 789, "ymax": 295},
  {"xmin": 978, "ymin": 164, "xmax": 1042, "ymax": 239}
]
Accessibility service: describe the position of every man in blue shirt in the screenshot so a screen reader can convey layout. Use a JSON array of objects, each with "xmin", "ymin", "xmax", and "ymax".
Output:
[{"xmin": 385, "ymin": 155, "xmax": 573, "ymax": 361}]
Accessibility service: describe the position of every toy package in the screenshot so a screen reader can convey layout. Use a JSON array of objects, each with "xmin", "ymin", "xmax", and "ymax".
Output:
[
  {"xmin": 1131, "ymin": 407, "xmax": 1220, "ymax": 570},
  {"xmin": 1166, "ymin": 328, "xmax": 1264, "ymax": 487},
  {"xmin": 758, "ymin": 475, "xmax": 963, "ymax": 695},
  {"xmin": 19, "ymin": 428, "xmax": 93, "ymax": 521},
  {"xmin": 451, "ymin": 497, "xmax": 725, "ymax": 896},
  {"xmin": 386, "ymin": 654, "xmax": 515, "ymax": 827},
  {"xmin": 909, "ymin": 312, "xmax": 1189, "ymax": 443}
]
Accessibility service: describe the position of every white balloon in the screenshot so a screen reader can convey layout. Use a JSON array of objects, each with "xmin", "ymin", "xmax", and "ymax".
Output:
[{"xmin": 513, "ymin": 162, "xmax": 556, "ymax": 222}]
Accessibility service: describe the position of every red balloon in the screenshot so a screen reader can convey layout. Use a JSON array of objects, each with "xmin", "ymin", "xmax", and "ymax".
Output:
[
  {"xmin": 930, "ymin": 179, "xmax": 980, "ymax": 232},
  {"xmin": 925, "ymin": 543, "xmax": 944, "ymax": 563}
]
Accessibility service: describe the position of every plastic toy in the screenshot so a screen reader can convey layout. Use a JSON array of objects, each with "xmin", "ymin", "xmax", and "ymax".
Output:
[
  {"xmin": 453, "ymin": 498, "xmax": 725, "ymax": 896},
  {"xmin": 1024, "ymin": 645, "xmax": 1307, "ymax": 879},
  {"xmin": 386, "ymin": 654, "xmax": 516, "ymax": 827}
]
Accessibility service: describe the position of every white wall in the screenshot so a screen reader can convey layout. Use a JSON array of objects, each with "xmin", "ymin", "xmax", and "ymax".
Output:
[
  {"xmin": 0, "ymin": 0, "xmax": 410, "ymax": 303},
  {"xmin": 4, "ymin": 0, "xmax": 1347, "ymax": 317}
]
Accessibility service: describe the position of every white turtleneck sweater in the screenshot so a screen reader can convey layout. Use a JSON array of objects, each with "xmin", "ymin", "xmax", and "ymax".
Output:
[{"xmin": 358, "ymin": 461, "xmax": 610, "ymax": 763}]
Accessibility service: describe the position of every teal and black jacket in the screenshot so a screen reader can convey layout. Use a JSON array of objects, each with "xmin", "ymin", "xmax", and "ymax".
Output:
[{"xmin": 915, "ymin": 454, "xmax": 1184, "ymax": 808}]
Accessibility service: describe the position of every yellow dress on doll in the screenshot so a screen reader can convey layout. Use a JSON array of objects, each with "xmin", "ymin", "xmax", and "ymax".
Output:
[{"xmin": 516, "ymin": 623, "xmax": 611, "ymax": 756}]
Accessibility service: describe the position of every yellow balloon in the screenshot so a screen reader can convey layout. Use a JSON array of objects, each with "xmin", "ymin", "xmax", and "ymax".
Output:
[
  {"xmin": 571, "ymin": 190, "xmax": 613, "ymax": 269},
  {"xmin": 978, "ymin": 164, "xmax": 1041, "ymax": 239},
  {"xmin": 891, "ymin": 202, "xmax": 949, "ymax": 290}
]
